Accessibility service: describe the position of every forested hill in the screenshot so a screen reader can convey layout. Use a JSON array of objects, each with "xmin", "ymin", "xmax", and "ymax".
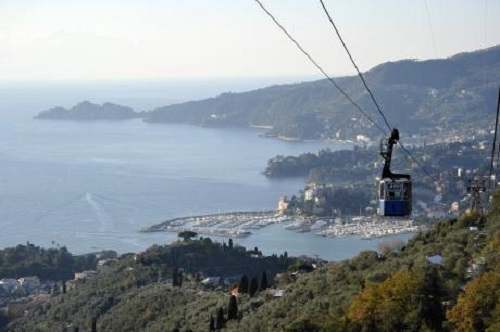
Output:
[
  {"xmin": 5, "ymin": 194, "xmax": 500, "ymax": 331},
  {"xmin": 145, "ymin": 45, "xmax": 500, "ymax": 140}
]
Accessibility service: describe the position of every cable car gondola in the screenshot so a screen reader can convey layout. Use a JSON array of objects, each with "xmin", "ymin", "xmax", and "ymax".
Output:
[{"xmin": 378, "ymin": 128, "xmax": 412, "ymax": 216}]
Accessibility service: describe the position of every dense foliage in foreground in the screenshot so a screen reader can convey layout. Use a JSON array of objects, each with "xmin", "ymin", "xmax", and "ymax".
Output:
[{"xmin": 4, "ymin": 193, "xmax": 500, "ymax": 331}]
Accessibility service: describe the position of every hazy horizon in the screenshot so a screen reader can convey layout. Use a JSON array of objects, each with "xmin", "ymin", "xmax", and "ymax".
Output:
[
  {"xmin": 0, "ymin": 76, "xmax": 323, "ymax": 115},
  {"xmin": 1, "ymin": 0, "xmax": 499, "ymax": 82}
]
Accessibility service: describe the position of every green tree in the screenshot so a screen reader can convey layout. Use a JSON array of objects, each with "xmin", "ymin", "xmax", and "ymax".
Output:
[
  {"xmin": 52, "ymin": 283, "xmax": 60, "ymax": 296},
  {"xmin": 215, "ymin": 307, "xmax": 225, "ymax": 330},
  {"xmin": 239, "ymin": 275, "xmax": 249, "ymax": 294},
  {"xmin": 227, "ymin": 295, "xmax": 238, "ymax": 320},
  {"xmin": 259, "ymin": 270, "xmax": 268, "ymax": 291},
  {"xmin": 420, "ymin": 266, "xmax": 445, "ymax": 330},
  {"xmin": 249, "ymin": 277, "xmax": 258, "ymax": 297},
  {"xmin": 178, "ymin": 271, "xmax": 183, "ymax": 288},
  {"xmin": 172, "ymin": 267, "xmax": 179, "ymax": 287},
  {"xmin": 209, "ymin": 314, "xmax": 215, "ymax": 331},
  {"xmin": 178, "ymin": 231, "xmax": 197, "ymax": 242},
  {"xmin": 87, "ymin": 316, "xmax": 97, "ymax": 332}
]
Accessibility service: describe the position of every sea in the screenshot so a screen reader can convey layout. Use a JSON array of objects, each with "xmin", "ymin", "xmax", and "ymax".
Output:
[{"xmin": 0, "ymin": 79, "xmax": 412, "ymax": 261}]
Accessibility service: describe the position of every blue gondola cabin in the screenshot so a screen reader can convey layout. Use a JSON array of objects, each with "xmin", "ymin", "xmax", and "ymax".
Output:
[{"xmin": 378, "ymin": 178, "xmax": 412, "ymax": 216}]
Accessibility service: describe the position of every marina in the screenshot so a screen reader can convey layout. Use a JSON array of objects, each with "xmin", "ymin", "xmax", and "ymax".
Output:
[
  {"xmin": 142, "ymin": 211, "xmax": 422, "ymax": 240},
  {"xmin": 142, "ymin": 211, "xmax": 291, "ymax": 238}
]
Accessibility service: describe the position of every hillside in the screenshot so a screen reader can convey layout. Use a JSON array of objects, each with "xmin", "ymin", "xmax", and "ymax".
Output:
[
  {"xmin": 144, "ymin": 45, "xmax": 500, "ymax": 140},
  {"xmin": 4, "ymin": 194, "xmax": 500, "ymax": 331}
]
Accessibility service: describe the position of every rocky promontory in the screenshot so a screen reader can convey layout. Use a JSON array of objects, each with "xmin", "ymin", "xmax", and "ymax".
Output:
[{"xmin": 35, "ymin": 101, "xmax": 142, "ymax": 120}]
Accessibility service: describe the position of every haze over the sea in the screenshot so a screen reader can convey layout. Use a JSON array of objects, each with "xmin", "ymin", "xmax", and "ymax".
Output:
[{"xmin": 1, "ymin": 0, "xmax": 499, "ymax": 82}]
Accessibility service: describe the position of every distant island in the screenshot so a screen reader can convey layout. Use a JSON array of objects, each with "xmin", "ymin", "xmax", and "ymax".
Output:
[{"xmin": 34, "ymin": 101, "xmax": 142, "ymax": 120}]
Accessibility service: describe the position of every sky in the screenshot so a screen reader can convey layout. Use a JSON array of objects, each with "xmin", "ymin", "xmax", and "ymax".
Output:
[{"xmin": 0, "ymin": 0, "xmax": 499, "ymax": 82}]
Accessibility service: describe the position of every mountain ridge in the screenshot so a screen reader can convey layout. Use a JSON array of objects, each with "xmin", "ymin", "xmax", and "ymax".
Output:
[
  {"xmin": 144, "ymin": 45, "xmax": 500, "ymax": 140},
  {"xmin": 34, "ymin": 45, "xmax": 500, "ymax": 141}
]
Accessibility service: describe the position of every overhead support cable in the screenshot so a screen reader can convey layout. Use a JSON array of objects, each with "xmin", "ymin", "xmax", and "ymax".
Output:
[
  {"xmin": 423, "ymin": 0, "xmax": 438, "ymax": 57},
  {"xmin": 398, "ymin": 142, "xmax": 439, "ymax": 183},
  {"xmin": 318, "ymin": 0, "xmax": 392, "ymax": 133},
  {"xmin": 318, "ymin": 0, "xmax": 438, "ymax": 182},
  {"xmin": 488, "ymin": 87, "xmax": 500, "ymax": 197},
  {"xmin": 255, "ymin": 0, "xmax": 437, "ymax": 183},
  {"xmin": 253, "ymin": 0, "xmax": 387, "ymax": 136}
]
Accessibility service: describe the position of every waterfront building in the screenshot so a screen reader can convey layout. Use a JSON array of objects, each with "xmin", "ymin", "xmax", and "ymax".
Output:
[{"xmin": 278, "ymin": 196, "xmax": 289, "ymax": 215}]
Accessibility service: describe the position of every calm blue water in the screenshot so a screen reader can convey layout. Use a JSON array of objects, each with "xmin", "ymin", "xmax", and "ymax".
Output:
[{"xmin": 0, "ymin": 81, "xmax": 412, "ymax": 260}]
